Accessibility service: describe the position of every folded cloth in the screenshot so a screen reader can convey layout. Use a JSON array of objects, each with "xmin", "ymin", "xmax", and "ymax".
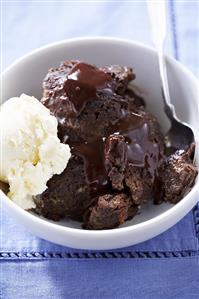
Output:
[
  {"xmin": 1, "ymin": 1, "xmax": 199, "ymax": 299},
  {"xmin": 1, "ymin": 206, "xmax": 198, "ymax": 253},
  {"xmin": 1, "ymin": 204, "xmax": 199, "ymax": 299},
  {"xmin": 1, "ymin": 255, "xmax": 199, "ymax": 299}
]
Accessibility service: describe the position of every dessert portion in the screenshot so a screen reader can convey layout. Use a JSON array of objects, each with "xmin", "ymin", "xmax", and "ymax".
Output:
[
  {"xmin": 157, "ymin": 143, "xmax": 196, "ymax": 204},
  {"xmin": 84, "ymin": 193, "xmax": 138, "ymax": 230},
  {"xmin": 0, "ymin": 94, "xmax": 71, "ymax": 209},
  {"xmin": 0, "ymin": 61, "xmax": 197, "ymax": 229},
  {"xmin": 32, "ymin": 60, "xmax": 197, "ymax": 229}
]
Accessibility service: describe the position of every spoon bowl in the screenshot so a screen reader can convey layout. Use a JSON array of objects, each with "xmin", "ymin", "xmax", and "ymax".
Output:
[{"xmin": 147, "ymin": 0, "xmax": 196, "ymax": 152}]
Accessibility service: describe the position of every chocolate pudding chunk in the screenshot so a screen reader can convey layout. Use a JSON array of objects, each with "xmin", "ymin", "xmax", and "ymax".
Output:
[
  {"xmin": 34, "ymin": 60, "xmax": 197, "ymax": 230},
  {"xmin": 158, "ymin": 143, "xmax": 197, "ymax": 204},
  {"xmin": 84, "ymin": 193, "xmax": 138, "ymax": 230},
  {"xmin": 41, "ymin": 61, "xmax": 135, "ymax": 143},
  {"xmin": 34, "ymin": 156, "xmax": 96, "ymax": 221}
]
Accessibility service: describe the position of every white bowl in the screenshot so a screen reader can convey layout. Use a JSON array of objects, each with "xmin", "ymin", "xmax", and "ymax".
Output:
[{"xmin": 1, "ymin": 37, "xmax": 199, "ymax": 250}]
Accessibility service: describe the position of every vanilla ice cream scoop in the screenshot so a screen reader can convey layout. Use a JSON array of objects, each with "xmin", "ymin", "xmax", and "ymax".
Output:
[{"xmin": 0, "ymin": 94, "xmax": 71, "ymax": 209}]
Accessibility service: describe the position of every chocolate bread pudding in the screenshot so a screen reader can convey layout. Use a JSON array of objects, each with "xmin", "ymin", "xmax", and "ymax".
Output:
[{"xmin": 33, "ymin": 60, "xmax": 197, "ymax": 230}]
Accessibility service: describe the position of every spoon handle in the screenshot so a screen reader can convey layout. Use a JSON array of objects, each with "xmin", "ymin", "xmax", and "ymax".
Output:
[
  {"xmin": 146, "ymin": 0, "xmax": 176, "ymax": 119},
  {"xmin": 146, "ymin": 0, "xmax": 166, "ymax": 48}
]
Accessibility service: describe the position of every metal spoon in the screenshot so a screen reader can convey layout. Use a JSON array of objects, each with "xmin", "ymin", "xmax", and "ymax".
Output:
[{"xmin": 146, "ymin": 0, "xmax": 195, "ymax": 151}]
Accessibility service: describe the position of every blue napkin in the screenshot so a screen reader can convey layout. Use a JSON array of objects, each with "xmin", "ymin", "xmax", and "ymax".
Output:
[{"xmin": 1, "ymin": 1, "xmax": 199, "ymax": 299}]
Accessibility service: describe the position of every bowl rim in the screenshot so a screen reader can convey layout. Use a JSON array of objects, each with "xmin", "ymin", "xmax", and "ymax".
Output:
[{"xmin": 1, "ymin": 36, "xmax": 199, "ymax": 237}]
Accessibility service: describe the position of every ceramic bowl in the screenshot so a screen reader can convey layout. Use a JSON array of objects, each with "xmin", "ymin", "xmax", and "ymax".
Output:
[{"xmin": 1, "ymin": 37, "xmax": 199, "ymax": 249}]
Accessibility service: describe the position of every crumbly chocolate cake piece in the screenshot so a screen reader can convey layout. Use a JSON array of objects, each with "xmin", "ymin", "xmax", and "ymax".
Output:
[
  {"xmin": 105, "ymin": 135, "xmax": 127, "ymax": 191},
  {"xmin": 101, "ymin": 65, "xmax": 135, "ymax": 95},
  {"xmin": 71, "ymin": 89, "xmax": 149, "ymax": 144},
  {"xmin": 41, "ymin": 61, "xmax": 135, "ymax": 143},
  {"xmin": 63, "ymin": 92, "xmax": 130, "ymax": 143},
  {"xmin": 104, "ymin": 111, "xmax": 164, "ymax": 204},
  {"xmin": 124, "ymin": 89, "xmax": 145, "ymax": 112},
  {"xmin": 84, "ymin": 193, "xmax": 138, "ymax": 230},
  {"xmin": 105, "ymin": 135, "xmax": 155, "ymax": 205},
  {"xmin": 158, "ymin": 143, "xmax": 197, "ymax": 204},
  {"xmin": 43, "ymin": 62, "xmax": 134, "ymax": 103},
  {"xmin": 35, "ymin": 60, "xmax": 197, "ymax": 230},
  {"xmin": 34, "ymin": 156, "xmax": 96, "ymax": 221},
  {"xmin": 125, "ymin": 165, "xmax": 153, "ymax": 205}
]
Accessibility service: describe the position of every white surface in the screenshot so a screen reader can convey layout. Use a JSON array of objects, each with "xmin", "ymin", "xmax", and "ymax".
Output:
[{"xmin": 1, "ymin": 38, "xmax": 199, "ymax": 250}]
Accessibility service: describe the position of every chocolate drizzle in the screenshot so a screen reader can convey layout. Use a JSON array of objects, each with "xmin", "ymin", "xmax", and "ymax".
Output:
[
  {"xmin": 111, "ymin": 114, "xmax": 161, "ymax": 179},
  {"xmin": 72, "ymin": 140, "xmax": 109, "ymax": 197},
  {"xmin": 72, "ymin": 112, "xmax": 162, "ymax": 197},
  {"xmin": 64, "ymin": 62, "xmax": 112, "ymax": 116},
  {"xmin": 62, "ymin": 63, "xmax": 162, "ymax": 197}
]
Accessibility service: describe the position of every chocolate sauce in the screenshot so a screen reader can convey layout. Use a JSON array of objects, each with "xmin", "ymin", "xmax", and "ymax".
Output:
[
  {"xmin": 62, "ymin": 63, "xmax": 162, "ymax": 197},
  {"xmin": 64, "ymin": 62, "xmax": 112, "ymax": 115},
  {"xmin": 72, "ymin": 140, "xmax": 109, "ymax": 197},
  {"xmin": 72, "ymin": 112, "xmax": 162, "ymax": 197},
  {"xmin": 110, "ymin": 113, "xmax": 161, "ymax": 179}
]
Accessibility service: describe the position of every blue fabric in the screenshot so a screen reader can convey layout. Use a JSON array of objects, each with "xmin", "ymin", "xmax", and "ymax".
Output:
[
  {"xmin": 1, "ymin": 207, "xmax": 198, "ymax": 253},
  {"xmin": 1, "ymin": 1, "xmax": 199, "ymax": 299},
  {"xmin": 1, "ymin": 257, "xmax": 199, "ymax": 299}
]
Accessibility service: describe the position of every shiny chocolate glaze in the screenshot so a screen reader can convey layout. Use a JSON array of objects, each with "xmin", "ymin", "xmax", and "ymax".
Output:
[
  {"xmin": 62, "ymin": 63, "xmax": 162, "ymax": 197},
  {"xmin": 63, "ymin": 62, "xmax": 112, "ymax": 116},
  {"xmin": 72, "ymin": 112, "xmax": 162, "ymax": 197}
]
